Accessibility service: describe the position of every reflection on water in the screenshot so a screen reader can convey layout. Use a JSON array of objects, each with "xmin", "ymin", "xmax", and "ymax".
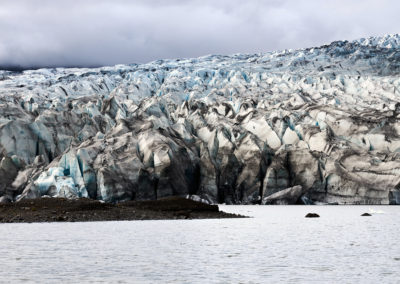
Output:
[{"xmin": 0, "ymin": 205, "xmax": 399, "ymax": 283}]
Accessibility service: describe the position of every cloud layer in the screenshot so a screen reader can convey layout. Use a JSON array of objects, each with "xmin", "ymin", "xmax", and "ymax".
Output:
[{"xmin": 0, "ymin": 0, "xmax": 399, "ymax": 68}]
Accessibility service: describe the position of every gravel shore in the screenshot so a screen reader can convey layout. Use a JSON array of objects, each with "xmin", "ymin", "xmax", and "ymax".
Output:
[{"xmin": 0, "ymin": 197, "xmax": 245, "ymax": 223}]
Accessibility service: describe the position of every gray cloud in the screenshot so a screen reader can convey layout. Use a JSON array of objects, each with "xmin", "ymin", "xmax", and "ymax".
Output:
[{"xmin": 0, "ymin": 0, "xmax": 399, "ymax": 68}]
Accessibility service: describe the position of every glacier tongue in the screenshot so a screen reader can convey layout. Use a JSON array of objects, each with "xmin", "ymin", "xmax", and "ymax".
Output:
[{"xmin": 1, "ymin": 34, "xmax": 400, "ymax": 204}]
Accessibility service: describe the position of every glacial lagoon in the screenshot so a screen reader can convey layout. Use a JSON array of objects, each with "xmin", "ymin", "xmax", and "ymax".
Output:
[{"xmin": 0, "ymin": 205, "xmax": 399, "ymax": 283}]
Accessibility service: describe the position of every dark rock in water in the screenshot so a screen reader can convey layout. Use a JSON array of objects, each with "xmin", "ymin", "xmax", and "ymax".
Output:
[
  {"xmin": 305, "ymin": 213, "xmax": 320, "ymax": 218},
  {"xmin": 361, "ymin": 213, "xmax": 372, "ymax": 216}
]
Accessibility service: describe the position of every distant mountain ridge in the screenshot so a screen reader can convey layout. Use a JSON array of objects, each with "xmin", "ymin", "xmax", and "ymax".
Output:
[{"xmin": 2, "ymin": 33, "xmax": 399, "ymax": 71}]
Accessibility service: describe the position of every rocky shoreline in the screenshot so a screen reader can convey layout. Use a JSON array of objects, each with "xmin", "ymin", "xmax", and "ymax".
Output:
[{"xmin": 0, "ymin": 197, "xmax": 245, "ymax": 223}]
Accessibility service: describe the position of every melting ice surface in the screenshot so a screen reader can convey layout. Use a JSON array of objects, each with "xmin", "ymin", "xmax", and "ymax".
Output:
[
  {"xmin": 0, "ymin": 206, "xmax": 399, "ymax": 283},
  {"xmin": 1, "ymin": 34, "xmax": 400, "ymax": 205}
]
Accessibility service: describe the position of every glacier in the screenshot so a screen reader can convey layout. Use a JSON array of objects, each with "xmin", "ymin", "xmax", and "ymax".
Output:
[{"xmin": 1, "ymin": 34, "xmax": 400, "ymax": 204}]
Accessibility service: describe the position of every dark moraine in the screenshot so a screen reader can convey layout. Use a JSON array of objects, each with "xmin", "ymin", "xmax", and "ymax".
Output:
[{"xmin": 0, "ymin": 197, "xmax": 245, "ymax": 223}]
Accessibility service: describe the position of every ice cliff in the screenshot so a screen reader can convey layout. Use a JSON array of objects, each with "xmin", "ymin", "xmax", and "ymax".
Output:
[{"xmin": 1, "ymin": 34, "xmax": 400, "ymax": 204}]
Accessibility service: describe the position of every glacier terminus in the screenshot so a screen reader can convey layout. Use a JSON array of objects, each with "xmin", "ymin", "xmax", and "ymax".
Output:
[{"xmin": 1, "ymin": 34, "xmax": 400, "ymax": 205}]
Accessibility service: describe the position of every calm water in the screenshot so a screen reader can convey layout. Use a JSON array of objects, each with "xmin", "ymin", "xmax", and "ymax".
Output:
[{"xmin": 0, "ymin": 205, "xmax": 399, "ymax": 283}]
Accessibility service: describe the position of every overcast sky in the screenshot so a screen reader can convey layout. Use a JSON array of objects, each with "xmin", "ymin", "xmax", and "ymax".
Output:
[{"xmin": 0, "ymin": 0, "xmax": 399, "ymax": 68}]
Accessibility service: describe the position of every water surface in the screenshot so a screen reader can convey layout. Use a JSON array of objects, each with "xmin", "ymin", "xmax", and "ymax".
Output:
[{"xmin": 0, "ymin": 205, "xmax": 399, "ymax": 283}]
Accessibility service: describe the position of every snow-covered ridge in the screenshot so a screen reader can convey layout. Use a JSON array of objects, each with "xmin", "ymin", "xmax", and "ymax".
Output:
[
  {"xmin": 355, "ymin": 33, "xmax": 400, "ymax": 49},
  {"xmin": 0, "ymin": 34, "xmax": 400, "ymax": 204}
]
